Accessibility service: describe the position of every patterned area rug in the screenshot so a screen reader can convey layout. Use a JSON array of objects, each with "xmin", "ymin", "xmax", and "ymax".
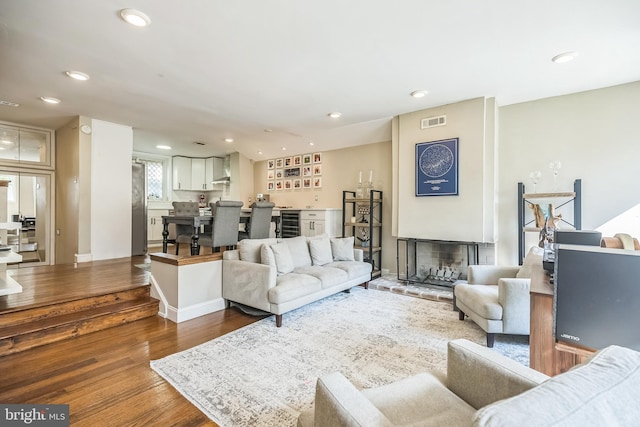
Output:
[{"xmin": 151, "ymin": 287, "xmax": 529, "ymax": 427}]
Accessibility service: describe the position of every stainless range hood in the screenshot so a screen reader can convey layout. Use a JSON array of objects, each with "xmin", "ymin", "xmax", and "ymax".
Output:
[{"xmin": 211, "ymin": 155, "xmax": 231, "ymax": 185}]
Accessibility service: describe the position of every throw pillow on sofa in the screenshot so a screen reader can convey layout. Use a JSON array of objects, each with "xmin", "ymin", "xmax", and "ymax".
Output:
[
  {"xmin": 309, "ymin": 236, "xmax": 333, "ymax": 266},
  {"xmin": 330, "ymin": 236, "xmax": 355, "ymax": 261},
  {"xmin": 269, "ymin": 242, "xmax": 295, "ymax": 275}
]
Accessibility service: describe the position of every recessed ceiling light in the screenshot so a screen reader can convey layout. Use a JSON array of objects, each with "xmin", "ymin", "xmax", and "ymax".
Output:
[
  {"xmin": 328, "ymin": 112, "xmax": 342, "ymax": 118},
  {"xmin": 410, "ymin": 90, "xmax": 428, "ymax": 98},
  {"xmin": 309, "ymin": 141, "xmax": 314, "ymax": 146},
  {"xmin": 40, "ymin": 96, "xmax": 61, "ymax": 104},
  {"xmin": 264, "ymin": 129, "xmax": 273, "ymax": 133},
  {"xmin": 0, "ymin": 100, "xmax": 20, "ymax": 107},
  {"xmin": 258, "ymin": 151, "xmax": 263, "ymax": 155},
  {"xmin": 65, "ymin": 70, "xmax": 90, "ymax": 81},
  {"xmin": 281, "ymin": 147, "xmax": 287, "ymax": 151},
  {"xmin": 552, "ymin": 51, "xmax": 579, "ymax": 63},
  {"xmin": 156, "ymin": 145, "xmax": 172, "ymax": 150},
  {"xmin": 120, "ymin": 9, "xmax": 151, "ymax": 27},
  {"xmin": 224, "ymin": 138, "xmax": 234, "ymax": 143}
]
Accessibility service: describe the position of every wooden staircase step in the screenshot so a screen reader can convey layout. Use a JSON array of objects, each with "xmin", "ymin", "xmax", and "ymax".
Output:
[
  {"xmin": 0, "ymin": 286, "xmax": 152, "ymax": 328},
  {"xmin": 0, "ymin": 297, "xmax": 159, "ymax": 357}
]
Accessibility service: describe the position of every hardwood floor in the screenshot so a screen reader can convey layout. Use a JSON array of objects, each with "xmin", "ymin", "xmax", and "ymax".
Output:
[{"xmin": 0, "ymin": 257, "xmax": 266, "ymax": 426}]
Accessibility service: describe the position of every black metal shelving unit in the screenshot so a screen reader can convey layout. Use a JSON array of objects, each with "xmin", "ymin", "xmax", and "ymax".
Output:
[
  {"xmin": 342, "ymin": 189, "xmax": 382, "ymax": 278},
  {"xmin": 517, "ymin": 178, "xmax": 582, "ymax": 264}
]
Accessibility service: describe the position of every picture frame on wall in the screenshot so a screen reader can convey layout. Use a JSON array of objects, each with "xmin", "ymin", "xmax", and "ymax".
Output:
[
  {"xmin": 293, "ymin": 155, "xmax": 302, "ymax": 166},
  {"xmin": 303, "ymin": 178, "xmax": 311, "ymax": 188},
  {"xmin": 293, "ymin": 178, "xmax": 301, "ymax": 189},
  {"xmin": 415, "ymin": 137, "xmax": 459, "ymax": 196},
  {"xmin": 302, "ymin": 166, "xmax": 312, "ymax": 177},
  {"xmin": 267, "ymin": 159, "xmax": 275, "ymax": 169},
  {"xmin": 313, "ymin": 177, "xmax": 322, "ymax": 188},
  {"xmin": 284, "ymin": 179, "xmax": 292, "ymax": 190},
  {"xmin": 313, "ymin": 164, "xmax": 322, "ymax": 175},
  {"xmin": 284, "ymin": 157, "xmax": 292, "ymax": 167},
  {"xmin": 313, "ymin": 152, "xmax": 322, "ymax": 163},
  {"xmin": 275, "ymin": 158, "xmax": 284, "ymax": 168},
  {"xmin": 267, "ymin": 181, "xmax": 274, "ymax": 191},
  {"xmin": 302, "ymin": 153, "xmax": 312, "ymax": 165},
  {"xmin": 276, "ymin": 180, "xmax": 283, "ymax": 191},
  {"xmin": 275, "ymin": 169, "xmax": 283, "ymax": 179},
  {"xmin": 267, "ymin": 169, "xmax": 275, "ymax": 180}
]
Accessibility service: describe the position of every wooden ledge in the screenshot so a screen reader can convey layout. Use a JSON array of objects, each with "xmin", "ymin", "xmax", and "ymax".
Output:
[{"xmin": 149, "ymin": 252, "xmax": 222, "ymax": 266}]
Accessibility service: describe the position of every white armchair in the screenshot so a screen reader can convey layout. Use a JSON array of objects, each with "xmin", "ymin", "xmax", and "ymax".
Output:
[{"xmin": 454, "ymin": 247, "xmax": 543, "ymax": 347}]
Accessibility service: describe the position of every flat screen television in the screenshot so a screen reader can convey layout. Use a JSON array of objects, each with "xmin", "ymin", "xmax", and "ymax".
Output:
[{"xmin": 554, "ymin": 244, "xmax": 640, "ymax": 351}]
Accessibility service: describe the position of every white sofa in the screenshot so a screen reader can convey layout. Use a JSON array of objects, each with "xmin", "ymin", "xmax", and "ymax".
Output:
[{"xmin": 222, "ymin": 235, "xmax": 373, "ymax": 326}]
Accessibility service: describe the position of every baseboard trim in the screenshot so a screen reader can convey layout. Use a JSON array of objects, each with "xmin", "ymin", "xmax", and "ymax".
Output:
[{"xmin": 165, "ymin": 298, "xmax": 226, "ymax": 323}]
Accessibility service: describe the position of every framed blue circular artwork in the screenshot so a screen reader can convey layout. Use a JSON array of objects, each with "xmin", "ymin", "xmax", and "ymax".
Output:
[{"xmin": 415, "ymin": 138, "xmax": 459, "ymax": 196}]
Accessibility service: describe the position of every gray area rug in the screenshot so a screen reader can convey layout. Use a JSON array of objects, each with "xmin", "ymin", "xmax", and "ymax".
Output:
[{"xmin": 151, "ymin": 287, "xmax": 529, "ymax": 427}]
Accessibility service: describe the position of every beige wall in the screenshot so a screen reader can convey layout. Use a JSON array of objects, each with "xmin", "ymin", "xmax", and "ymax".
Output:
[
  {"xmin": 497, "ymin": 81, "xmax": 640, "ymax": 265},
  {"xmin": 394, "ymin": 97, "xmax": 497, "ymax": 243},
  {"xmin": 253, "ymin": 141, "xmax": 395, "ymax": 272},
  {"xmin": 55, "ymin": 118, "xmax": 80, "ymax": 264}
]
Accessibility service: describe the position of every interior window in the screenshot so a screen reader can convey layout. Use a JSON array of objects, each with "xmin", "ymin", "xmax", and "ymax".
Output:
[{"xmin": 146, "ymin": 160, "xmax": 164, "ymax": 200}]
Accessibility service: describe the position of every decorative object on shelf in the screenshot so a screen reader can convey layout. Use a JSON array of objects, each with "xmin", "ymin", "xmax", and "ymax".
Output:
[
  {"xmin": 537, "ymin": 204, "xmax": 562, "ymax": 248},
  {"xmin": 529, "ymin": 170, "xmax": 542, "ymax": 193},
  {"xmin": 357, "ymin": 204, "xmax": 370, "ymax": 222},
  {"xmin": 358, "ymin": 226, "xmax": 370, "ymax": 247},
  {"xmin": 415, "ymin": 138, "xmax": 459, "ymax": 196},
  {"xmin": 549, "ymin": 160, "xmax": 562, "ymax": 191},
  {"xmin": 356, "ymin": 171, "xmax": 364, "ymax": 198}
]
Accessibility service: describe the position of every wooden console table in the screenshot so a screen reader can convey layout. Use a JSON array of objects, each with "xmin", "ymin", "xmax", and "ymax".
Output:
[{"xmin": 530, "ymin": 263, "xmax": 581, "ymax": 375}]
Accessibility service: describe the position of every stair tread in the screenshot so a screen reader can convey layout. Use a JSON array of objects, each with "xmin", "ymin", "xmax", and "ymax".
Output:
[{"xmin": 0, "ymin": 298, "xmax": 158, "ymax": 339}]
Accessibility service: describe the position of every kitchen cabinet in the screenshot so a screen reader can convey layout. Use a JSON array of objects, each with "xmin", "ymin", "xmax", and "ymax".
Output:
[
  {"xmin": 300, "ymin": 209, "xmax": 341, "ymax": 237},
  {"xmin": 172, "ymin": 156, "xmax": 192, "ymax": 190},
  {"xmin": 148, "ymin": 209, "xmax": 169, "ymax": 241},
  {"xmin": 173, "ymin": 156, "xmax": 222, "ymax": 191}
]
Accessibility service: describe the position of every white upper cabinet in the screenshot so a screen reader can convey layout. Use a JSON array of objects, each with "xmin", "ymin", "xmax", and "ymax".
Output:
[{"xmin": 173, "ymin": 156, "xmax": 222, "ymax": 191}]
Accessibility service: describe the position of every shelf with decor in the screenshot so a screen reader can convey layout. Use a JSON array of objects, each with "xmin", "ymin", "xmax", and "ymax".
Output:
[
  {"xmin": 342, "ymin": 189, "xmax": 382, "ymax": 278},
  {"xmin": 517, "ymin": 179, "xmax": 582, "ymax": 264}
]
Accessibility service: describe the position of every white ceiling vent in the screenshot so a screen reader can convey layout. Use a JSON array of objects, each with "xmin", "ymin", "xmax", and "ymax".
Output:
[{"xmin": 421, "ymin": 115, "xmax": 447, "ymax": 129}]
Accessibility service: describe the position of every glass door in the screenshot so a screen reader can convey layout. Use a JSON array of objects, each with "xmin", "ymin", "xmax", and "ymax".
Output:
[{"xmin": 0, "ymin": 171, "xmax": 51, "ymax": 266}]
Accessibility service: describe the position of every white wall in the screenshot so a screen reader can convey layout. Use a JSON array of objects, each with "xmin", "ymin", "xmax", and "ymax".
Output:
[
  {"xmin": 497, "ymin": 81, "xmax": 640, "ymax": 264},
  {"xmin": 90, "ymin": 119, "xmax": 133, "ymax": 260},
  {"xmin": 394, "ymin": 97, "xmax": 496, "ymax": 243}
]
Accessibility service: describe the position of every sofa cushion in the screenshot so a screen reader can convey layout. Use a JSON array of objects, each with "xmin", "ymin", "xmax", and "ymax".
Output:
[
  {"xmin": 270, "ymin": 242, "xmax": 295, "ymax": 275},
  {"xmin": 473, "ymin": 344, "xmax": 640, "ymax": 427},
  {"xmin": 309, "ymin": 236, "xmax": 333, "ymax": 266},
  {"xmin": 283, "ymin": 236, "xmax": 312, "ymax": 268},
  {"xmin": 269, "ymin": 274, "xmax": 322, "ymax": 304},
  {"xmin": 362, "ymin": 372, "xmax": 475, "ymax": 426},
  {"xmin": 294, "ymin": 266, "xmax": 348, "ymax": 289},
  {"xmin": 239, "ymin": 238, "xmax": 279, "ymax": 263},
  {"xmin": 327, "ymin": 261, "xmax": 372, "ymax": 280},
  {"xmin": 330, "ymin": 236, "xmax": 355, "ymax": 261},
  {"xmin": 454, "ymin": 284, "xmax": 502, "ymax": 320},
  {"xmin": 516, "ymin": 246, "xmax": 544, "ymax": 279},
  {"xmin": 260, "ymin": 243, "xmax": 276, "ymax": 268}
]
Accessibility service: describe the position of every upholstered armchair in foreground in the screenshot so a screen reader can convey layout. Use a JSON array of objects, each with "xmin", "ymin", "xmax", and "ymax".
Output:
[
  {"xmin": 454, "ymin": 247, "xmax": 543, "ymax": 347},
  {"xmin": 298, "ymin": 338, "xmax": 640, "ymax": 427}
]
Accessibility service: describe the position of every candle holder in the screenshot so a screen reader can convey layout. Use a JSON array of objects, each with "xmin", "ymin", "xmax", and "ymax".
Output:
[
  {"xmin": 355, "ymin": 182, "xmax": 364, "ymax": 198},
  {"xmin": 365, "ymin": 181, "xmax": 374, "ymax": 196}
]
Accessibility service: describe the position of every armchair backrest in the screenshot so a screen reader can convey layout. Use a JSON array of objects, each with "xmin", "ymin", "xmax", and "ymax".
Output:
[{"xmin": 172, "ymin": 201, "xmax": 199, "ymax": 216}]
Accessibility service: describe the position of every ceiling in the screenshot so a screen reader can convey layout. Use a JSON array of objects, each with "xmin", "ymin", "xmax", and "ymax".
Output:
[{"xmin": 1, "ymin": 1, "xmax": 639, "ymax": 160}]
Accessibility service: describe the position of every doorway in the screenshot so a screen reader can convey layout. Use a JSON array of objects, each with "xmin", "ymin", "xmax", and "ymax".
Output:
[{"xmin": 0, "ymin": 170, "xmax": 51, "ymax": 266}]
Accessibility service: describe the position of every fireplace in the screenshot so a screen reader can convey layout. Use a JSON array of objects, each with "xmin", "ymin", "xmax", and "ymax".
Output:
[{"xmin": 397, "ymin": 238, "xmax": 481, "ymax": 288}]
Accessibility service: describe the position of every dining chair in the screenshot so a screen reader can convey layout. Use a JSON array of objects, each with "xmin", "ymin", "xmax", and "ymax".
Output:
[
  {"xmin": 172, "ymin": 201, "xmax": 200, "ymax": 255},
  {"xmin": 238, "ymin": 201, "xmax": 275, "ymax": 240},
  {"xmin": 199, "ymin": 200, "xmax": 243, "ymax": 253}
]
